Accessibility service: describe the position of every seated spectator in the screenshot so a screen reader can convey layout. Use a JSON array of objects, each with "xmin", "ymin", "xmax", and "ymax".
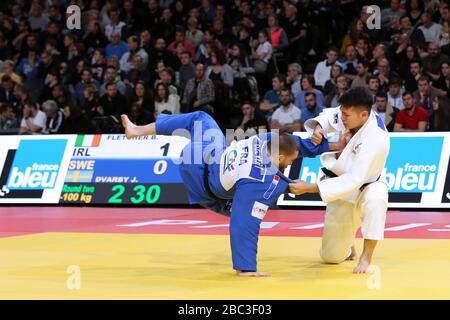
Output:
[
  {"xmin": 267, "ymin": 14, "xmax": 288, "ymax": 51},
  {"xmin": 130, "ymin": 81, "xmax": 155, "ymax": 113},
  {"xmin": 90, "ymin": 49, "xmax": 107, "ymax": 81},
  {"xmin": 286, "ymin": 63, "xmax": 303, "ymax": 99},
  {"xmin": 82, "ymin": 84, "xmax": 100, "ymax": 117},
  {"xmin": 340, "ymin": 45, "xmax": 359, "ymax": 78},
  {"xmin": 372, "ymin": 90, "xmax": 399, "ymax": 131},
  {"xmin": 228, "ymin": 43, "xmax": 254, "ymax": 101},
  {"xmin": 422, "ymin": 42, "xmax": 448, "ymax": 82},
  {"xmin": 104, "ymin": 8, "xmax": 127, "ymax": 41},
  {"xmin": 351, "ymin": 60, "xmax": 370, "ymax": 88},
  {"xmin": 394, "ymin": 91, "xmax": 428, "ymax": 132},
  {"xmin": 105, "ymin": 32, "xmax": 129, "ymax": 60},
  {"xmin": 148, "ymin": 38, "xmax": 179, "ymax": 72},
  {"xmin": 119, "ymin": 35, "xmax": 149, "ymax": 73},
  {"xmin": 51, "ymin": 84, "xmax": 69, "ymax": 109},
  {"xmin": 75, "ymin": 68, "xmax": 100, "ymax": 106},
  {"xmin": 0, "ymin": 75, "xmax": 17, "ymax": 105},
  {"xmin": 375, "ymin": 58, "xmax": 399, "ymax": 91},
  {"xmin": 39, "ymin": 68, "xmax": 59, "ymax": 103},
  {"xmin": 0, "ymin": 60, "xmax": 22, "ymax": 85},
  {"xmin": 413, "ymin": 75, "xmax": 446, "ymax": 130},
  {"xmin": 417, "ymin": 12, "xmax": 442, "ymax": 44},
  {"xmin": 367, "ymin": 75, "xmax": 380, "ymax": 99},
  {"xmin": 270, "ymin": 89, "xmax": 301, "ymax": 133},
  {"xmin": 181, "ymin": 63, "xmax": 215, "ymax": 113},
  {"xmin": 128, "ymin": 102, "xmax": 155, "ymax": 125},
  {"xmin": 235, "ymin": 101, "xmax": 268, "ymax": 139},
  {"xmin": 433, "ymin": 61, "xmax": 450, "ymax": 97},
  {"xmin": 100, "ymin": 65, "xmax": 126, "ymax": 96},
  {"xmin": 168, "ymin": 26, "xmax": 195, "ymax": 57},
  {"xmin": 387, "ymin": 78, "xmax": 405, "ymax": 110},
  {"xmin": 206, "ymin": 48, "xmax": 234, "ymax": 88},
  {"xmin": 323, "ymin": 64, "xmax": 344, "ymax": 97},
  {"xmin": 61, "ymin": 103, "xmax": 95, "ymax": 134},
  {"xmin": 0, "ymin": 103, "xmax": 19, "ymax": 133},
  {"xmin": 154, "ymin": 83, "xmax": 180, "ymax": 117},
  {"xmin": 250, "ymin": 29, "xmax": 272, "ymax": 75},
  {"xmin": 15, "ymin": 50, "xmax": 42, "ymax": 82},
  {"xmin": 179, "ymin": 51, "xmax": 196, "ymax": 91},
  {"xmin": 155, "ymin": 68, "xmax": 181, "ymax": 97},
  {"xmin": 19, "ymin": 102, "xmax": 46, "ymax": 134},
  {"xmin": 125, "ymin": 55, "xmax": 152, "ymax": 85},
  {"xmin": 260, "ymin": 73, "xmax": 286, "ymax": 117},
  {"xmin": 404, "ymin": 59, "xmax": 424, "ymax": 93},
  {"xmin": 325, "ymin": 75, "xmax": 350, "ymax": 109},
  {"xmin": 98, "ymin": 82, "xmax": 127, "ymax": 117},
  {"xmin": 186, "ymin": 17, "xmax": 204, "ymax": 49},
  {"xmin": 313, "ymin": 46, "xmax": 340, "ymax": 89},
  {"xmin": 41, "ymin": 99, "xmax": 64, "ymax": 134},
  {"xmin": 301, "ymin": 92, "xmax": 324, "ymax": 126},
  {"xmin": 294, "ymin": 75, "xmax": 324, "ymax": 110},
  {"xmin": 84, "ymin": 21, "xmax": 109, "ymax": 54}
]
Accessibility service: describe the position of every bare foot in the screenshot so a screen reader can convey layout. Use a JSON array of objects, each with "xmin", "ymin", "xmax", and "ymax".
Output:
[
  {"xmin": 236, "ymin": 270, "xmax": 271, "ymax": 277},
  {"xmin": 121, "ymin": 114, "xmax": 138, "ymax": 139},
  {"xmin": 346, "ymin": 245, "xmax": 357, "ymax": 261},
  {"xmin": 353, "ymin": 258, "xmax": 371, "ymax": 274}
]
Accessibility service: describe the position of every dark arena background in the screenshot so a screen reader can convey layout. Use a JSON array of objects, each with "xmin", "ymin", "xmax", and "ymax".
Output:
[{"xmin": 0, "ymin": 0, "xmax": 449, "ymax": 302}]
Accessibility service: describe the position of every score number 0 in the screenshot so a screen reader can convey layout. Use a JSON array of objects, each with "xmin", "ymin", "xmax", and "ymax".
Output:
[{"xmin": 109, "ymin": 159, "xmax": 168, "ymax": 204}]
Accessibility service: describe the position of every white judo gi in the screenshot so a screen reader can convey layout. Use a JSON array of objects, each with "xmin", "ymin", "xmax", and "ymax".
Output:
[{"xmin": 304, "ymin": 107, "xmax": 390, "ymax": 264}]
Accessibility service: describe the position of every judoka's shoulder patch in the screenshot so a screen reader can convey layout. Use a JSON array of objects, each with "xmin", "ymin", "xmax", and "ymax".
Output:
[{"xmin": 251, "ymin": 201, "xmax": 269, "ymax": 220}]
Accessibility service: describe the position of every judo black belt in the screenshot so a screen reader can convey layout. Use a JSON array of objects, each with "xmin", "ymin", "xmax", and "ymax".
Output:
[
  {"xmin": 321, "ymin": 168, "xmax": 380, "ymax": 192},
  {"xmin": 203, "ymin": 161, "xmax": 219, "ymax": 201}
]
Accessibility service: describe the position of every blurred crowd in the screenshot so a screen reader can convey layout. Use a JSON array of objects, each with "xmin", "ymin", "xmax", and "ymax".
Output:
[{"xmin": 0, "ymin": 0, "xmax": 450, "ymax": 137}]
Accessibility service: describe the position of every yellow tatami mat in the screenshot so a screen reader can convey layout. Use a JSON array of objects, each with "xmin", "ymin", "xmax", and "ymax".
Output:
[{"xmin": 0, "ymin": 233, "xmax": 449, "ymax": 299}]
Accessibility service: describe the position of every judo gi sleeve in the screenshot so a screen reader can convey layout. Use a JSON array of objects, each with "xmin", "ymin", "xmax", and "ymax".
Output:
[{"xmin": 289, "ymin": 135, "xmax": 329, "ymax": 158}]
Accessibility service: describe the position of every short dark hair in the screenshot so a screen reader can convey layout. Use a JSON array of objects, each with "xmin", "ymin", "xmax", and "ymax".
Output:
[
  {"xmin": 338, "ymin": 86, "xmax": 374, "ymax": 113},
  {"xmin": 402, "ymin": 90, "xmax": 413, "ymax": 98},
  {"xmin": 305, "ymin": 91, "xmax": 317, "ymax": 99},
  {"xmin": 418, "ymin": 75, "xmax": 430, "ymax": 83},
  {"xmin": 376, "ymin": 90, "xmax": 388, "ymax": 99},
  {"xmin": 410, "ymin": 58, "xmax": 423, "ymax": 67}
]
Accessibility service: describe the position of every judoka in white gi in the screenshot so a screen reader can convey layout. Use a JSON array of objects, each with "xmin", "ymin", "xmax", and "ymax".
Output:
[{"xmin": 289, "ymin": 86, "xmax": 390, "ymax": 273}]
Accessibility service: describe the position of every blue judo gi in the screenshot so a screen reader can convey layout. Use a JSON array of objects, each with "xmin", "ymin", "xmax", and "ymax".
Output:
[{"xmin": 156, "ymin": 111, "xmax": 328, "ymax": 272}]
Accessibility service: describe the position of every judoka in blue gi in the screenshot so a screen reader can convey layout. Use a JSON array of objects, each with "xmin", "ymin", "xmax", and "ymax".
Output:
[{"xmin": 121, "ymin": 111, "xmax": 329, "ymax": 276}]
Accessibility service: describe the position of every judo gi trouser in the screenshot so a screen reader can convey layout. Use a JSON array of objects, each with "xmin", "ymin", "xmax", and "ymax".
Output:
[{"xmin": 320, "ymin": 181, "xmax": 388, "ymax": 264}]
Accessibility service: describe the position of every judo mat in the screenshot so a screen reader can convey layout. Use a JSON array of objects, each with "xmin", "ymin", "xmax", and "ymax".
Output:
[{"xmin": 0, "ymin": 206, "xmax": 449, "ymax": 300}]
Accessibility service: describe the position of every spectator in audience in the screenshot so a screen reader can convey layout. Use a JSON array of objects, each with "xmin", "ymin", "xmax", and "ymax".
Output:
[
  {"xmin": 367, "ymin": 75, "xmax": 380, "ymax": 98},
  {"xmin": 413, "ymin": 75, "xmax": 446, "ymax": 130},
  {"xmin": 251, "ymin": 29, "xmax": 272, "ymax": 90},
  {"xmin": 120, "ymin": 35, "xmax": 149, "ymax": 73},
  {"xmin": 42, "ymin": 100, "xmax": 64, "ymax": 134},
  {"xmin": 156, "ymin": 67, "xmax": 181, "ymax": 97},
  {"xmin": 40, "ymin": 68, "xmax": 59, "ymax": 103},
  {"xmin": 394, "ymin": 91, "xmax": 428, "ymax": 132},
  {"xmin": 206, "ymin": 47, "xmax": 234, "ymax": 88},
  {"xmin": 235, "ymin": 101, "xmax": 268, "ymax": 138},
  {"xmin": 0, "ymin": 76, "xmax": 17, "ymax": 106},
  {"xmin": 433, "ymin": 60, "xmax": 450, "ymax": 97},
  {"xmin": 323, "ymin": 64, "xmax": 344, "ymax": 97},
  {"xmin": 178, "ymin": 51, "xmax": 196, "ymax": 91},
  {"xmin": 0, "ymin": 103, "xmax": 19, "ymax": 133},
  {"xmin": 270, "ymin": 89, "xmax": 301, "ymax": 133},
  {"xmin": 148, "ymin": 38, "xmax": 178, "ymax": 71},
  {"xmin": 325, "ymin": 74, "xmax": 350, "ymax": 109},
  {"xmin": 373, "ymin": 90, "xmax": 399, "ymax": 131},
  {"xmin": 286, "ymin": 63, "xmax": 303, "ymax": 99},
  {"xmin": 314, "ymin": 46, "xmax": 340, "ymax": 89},
  {"xmin": 130, "ymin": 80, "xmax": 155, "ymax": 113},
  {"xmin": 82, "ymin": 84, "xmax": 100, "ymax": 118},
  {"xmin": 388, "ymin": 78, "xmax": 405, "ymax": 110},
  {"xmin": 75, "ymin": 68, "xmax": 100, "ymax": 106},
  {"xmin": 100, "ymin": 65, "xmax": 126, "ymax": 96},
  {"xmin": 84, "ymin": 21, "xmax": 109, "ymax": 53},
  {"xmin": 51, "ymin": 84, "xmax": 69, "ymax": 109},
  {"xmin": 260, "ymin": 73, "xmax": 286, "ymax": 115},
  {"xmin": 19, "ymin": 102, "xmax": 46, "ymax": 134},
  {"xmin": 351, "ymin": 60, "xmax": 371, "ymax": 88},
  {"xmin": 301, "ymin": 92, "xmax": 324, "ymax": 126},
  {"xmin": 418, "ymin": 11, "xmax": 442, "ymax": 43},
  {"xmin": 1, "ymin": 60, "xmax": 22, "ymax": 85},
  {"xmin": 105, "ymin": 32, "xmax": 129, "ymax": 60},
  {"xmin": 168, "ymin": 26, "xmax": 196, "ymax": 57},
  {"xmin": 341, "ymin": 44, "xmax": 359, "ymax": 78},
  {"xmin": 98, "ymin": 82, "xmax": 127, "ymax": 117},
  {"xmin": 128, "ymin": 102, "xmax": 155, "ymax": 125},
  {"xmin": 422, "ymin": 42, "xmax": 448, "ymax": 81},
  {"xmin": 186, "ymin": 17, "xmax": 204, "ymax": 49},
  {"xmin": 104, "ymin": 8, "xmax": 127, "ymax": 41},
  {"xmin": 182, "ymin": 63, "xmax": 215, "ymax": 113},
  {"xmin": 61, "ymin": 103, "xmax": 95, "ymax": 134},
  {"xmin": 154, "ymin": 83, "xmax": 180, "ymax": 117},
  {"xmin": 294, "ymin": 75, "xmax": 325, "ymax": 110}
]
